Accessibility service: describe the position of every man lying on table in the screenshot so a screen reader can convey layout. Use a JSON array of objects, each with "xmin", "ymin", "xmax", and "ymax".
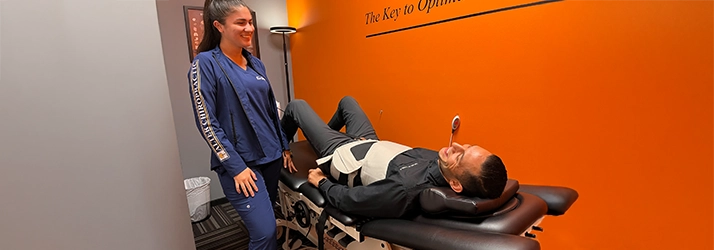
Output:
[{"xmin": 280, "ymin": 96, "xmax": 508, "ymax": 218}]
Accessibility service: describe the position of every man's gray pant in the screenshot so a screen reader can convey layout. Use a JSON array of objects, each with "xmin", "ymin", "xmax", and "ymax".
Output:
[{"xmin": 280, "ymin": 96, "xmax": 379, "ymax": 158}]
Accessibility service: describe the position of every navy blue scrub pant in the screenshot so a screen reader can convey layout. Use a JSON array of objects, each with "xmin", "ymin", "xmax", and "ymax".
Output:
[{"xmin": 216, "ymin": 157, "xmax": 282, "ymax": 250}]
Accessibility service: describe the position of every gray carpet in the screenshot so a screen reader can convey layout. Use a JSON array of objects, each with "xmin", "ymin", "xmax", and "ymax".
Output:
[
  {"xmin": 192, "ymin": 202, "xmax": 250, "ymax": 250},
  {"xmin": 192, "ymin": 201, "xmax": 314, "ymax": 250}
]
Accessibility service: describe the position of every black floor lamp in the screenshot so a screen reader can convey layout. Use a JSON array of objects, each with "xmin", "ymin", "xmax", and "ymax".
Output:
[{"xmin": 270, "ymin": 26, "xmax": 297, "ymax": 102}]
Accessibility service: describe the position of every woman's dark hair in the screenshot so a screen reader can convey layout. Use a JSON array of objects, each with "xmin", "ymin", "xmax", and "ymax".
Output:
[
  {"xmin": 197, "ymin": 0, "xmax": 251, "ymax": 53},
  {"xmin": 458, "ymin": 154, "xmax": 508, "ymax": 199}
]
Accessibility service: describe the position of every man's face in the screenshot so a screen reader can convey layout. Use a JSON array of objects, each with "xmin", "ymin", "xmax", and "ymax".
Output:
[{"xmin": 437, "ymin": 143, "xmax": 491, "ymax": 182}]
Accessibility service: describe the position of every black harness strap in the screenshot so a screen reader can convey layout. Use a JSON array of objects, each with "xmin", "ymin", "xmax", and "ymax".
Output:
[{"xmin": 316, "ymin": 209, "xmax": 329, "ymax": 250}]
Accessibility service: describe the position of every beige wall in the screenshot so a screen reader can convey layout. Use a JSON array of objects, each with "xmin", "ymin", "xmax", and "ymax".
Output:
[{"xmin": 0, "ymin": 0, "xmax": 196, "ymax": 249}]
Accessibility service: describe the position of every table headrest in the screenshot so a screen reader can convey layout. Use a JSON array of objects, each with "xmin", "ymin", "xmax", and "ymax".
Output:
[{"xmin": 420, "ymin": 179, "xmax": 519, "ymax": 216}]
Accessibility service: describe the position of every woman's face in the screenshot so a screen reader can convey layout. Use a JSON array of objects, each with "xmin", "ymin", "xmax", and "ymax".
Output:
[{"xmin": 213, "ymin": 6, "xmax": 254, "ymax": 50}]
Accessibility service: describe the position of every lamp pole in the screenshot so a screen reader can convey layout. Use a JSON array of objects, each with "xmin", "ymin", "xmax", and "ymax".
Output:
[
  {"xmin": 281, "ymin": 32, "xmax": 291, "ymax": 102},
  {"xmin": 270, "ymin": 26, "xmax": 297, "ymax": 104}
]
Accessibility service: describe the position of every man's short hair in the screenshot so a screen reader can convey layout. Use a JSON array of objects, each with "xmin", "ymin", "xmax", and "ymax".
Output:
[{"xmin": 458, "ymin": 154, "xmax": 508, "ymax": 199}]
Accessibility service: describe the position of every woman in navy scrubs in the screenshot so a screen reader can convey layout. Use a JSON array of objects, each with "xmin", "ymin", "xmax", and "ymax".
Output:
[{"xmin": 188, "ymin": 0, "xmax": 297, "ymax": 249}]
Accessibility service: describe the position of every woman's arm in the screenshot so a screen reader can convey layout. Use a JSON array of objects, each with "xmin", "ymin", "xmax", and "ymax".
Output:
[{"xmin": 188, "ymin": 56, "xmax": 249, "ymax": 178}]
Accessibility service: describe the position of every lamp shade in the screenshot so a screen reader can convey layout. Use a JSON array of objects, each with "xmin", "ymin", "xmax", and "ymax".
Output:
[{"xmin": 270, "ymin": 26, "xmax": 297, "ymax": 34}]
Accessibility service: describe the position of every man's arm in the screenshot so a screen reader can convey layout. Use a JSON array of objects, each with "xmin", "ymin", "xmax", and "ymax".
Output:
[{"xmin": 308, "ymin": 168, "xmax": 407, "ymax": 218}]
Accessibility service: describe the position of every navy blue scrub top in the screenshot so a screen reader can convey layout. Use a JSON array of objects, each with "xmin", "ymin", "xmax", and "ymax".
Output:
[{"xmin": 240, "ymin": 66, "xmax": 282, "ymax": 165}]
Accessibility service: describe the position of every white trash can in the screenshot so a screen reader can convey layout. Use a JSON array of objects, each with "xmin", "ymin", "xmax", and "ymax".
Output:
[{"xmin": 184, "ymin": 177, "xmax": 211, "ymax": 222}]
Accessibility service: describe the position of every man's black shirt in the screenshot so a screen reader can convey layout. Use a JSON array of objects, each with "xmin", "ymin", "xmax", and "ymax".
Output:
[{"xmin": 318, "ymin": 147, "xmax": 448, "ymax": 218}]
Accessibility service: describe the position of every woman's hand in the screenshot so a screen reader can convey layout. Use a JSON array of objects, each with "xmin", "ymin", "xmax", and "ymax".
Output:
[
  {"xmin": 283, "ymin": 150, "xmax": 297, "ymax": 173},
  {"xmin": 234, "ymin": 168, "xmax": 258, "ymax": 197}
]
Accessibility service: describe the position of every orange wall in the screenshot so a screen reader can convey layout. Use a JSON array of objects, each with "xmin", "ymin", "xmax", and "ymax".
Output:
[{"xmin": 286, "ymin": 0, "xmax": 713, "ymax": 249}]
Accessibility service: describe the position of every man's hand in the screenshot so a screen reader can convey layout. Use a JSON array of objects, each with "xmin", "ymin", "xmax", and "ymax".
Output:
[
  {"xmin": 283, "ymin": 150, "xmax": 297, "ymax": 173},
  {"xmin": 234, "ymin": 168, "xmax": 258, "ymax": 197},
  {"xmin": 308, "ymin": 168, "xmax": 327, "ymax": 187}
]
